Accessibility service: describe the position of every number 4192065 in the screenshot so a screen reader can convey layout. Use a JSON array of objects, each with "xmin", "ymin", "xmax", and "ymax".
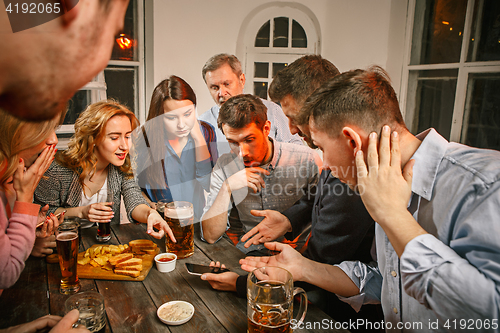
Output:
[{"xmin": 5, "ymin": 2, "xmax": 61, "ymax": 14}]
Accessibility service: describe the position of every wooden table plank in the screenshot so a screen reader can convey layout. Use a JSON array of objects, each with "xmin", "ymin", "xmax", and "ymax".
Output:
[
  {"xmin": 0, "ymin": 221, "xmax": 344, "ymax": 332},
  {"xmin": 0, "ymin": 257, "xmax": 49, "ymax": 328}
]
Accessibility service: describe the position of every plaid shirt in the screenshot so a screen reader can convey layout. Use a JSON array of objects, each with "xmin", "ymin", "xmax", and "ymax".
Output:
[{"xmin": 201, "ymin": 139, "xmax": 320, "ymax": 253}]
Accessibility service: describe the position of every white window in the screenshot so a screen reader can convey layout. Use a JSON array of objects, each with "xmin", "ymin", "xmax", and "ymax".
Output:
[
  {"xmin": 401, "ymin": 0, "xmax": 500, "ymax": 150},
  {"xmin": 238, "ymin": 4, "xmax": 320, "ymax": 100},
  {"xmin": 57, "ymin": 0, "xmax": 145, "ymax": 148}
]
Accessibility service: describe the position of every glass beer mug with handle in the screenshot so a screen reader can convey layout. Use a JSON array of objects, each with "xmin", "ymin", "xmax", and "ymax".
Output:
[
  {"xmin": 247, "ymin": 267, "xmax": 307, "ymax": 333},
  {"xmin": 164, "ymin": 201, "xmax": 194, "ymax": 259}
]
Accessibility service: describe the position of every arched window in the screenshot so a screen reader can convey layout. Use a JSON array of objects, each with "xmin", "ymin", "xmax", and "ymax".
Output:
[{"xmin": 237, "ymin": 3, "xmax": 320, "ymax": 100}]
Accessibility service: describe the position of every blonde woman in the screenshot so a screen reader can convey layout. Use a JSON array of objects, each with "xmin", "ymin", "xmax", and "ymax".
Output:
[
  {"xmin": 0, "ymin": 108, "xmax": 62, "ymax": 292},
  {"xmin": 34, "ymin": 100, "xmax": 175, "ymax": 241}
]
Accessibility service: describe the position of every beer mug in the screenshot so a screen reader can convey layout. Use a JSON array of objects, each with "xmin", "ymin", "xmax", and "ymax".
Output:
[
  {"xmin": 164, "ymin": 201, "xmax": 194, "ymax": 259},
  {"xmin": 247, "ymin": 267, "xmax": 307, "ymax": 333},
  {"xmin": 56, "ymin": 222, "xmax": 81, "ymax": 295}
]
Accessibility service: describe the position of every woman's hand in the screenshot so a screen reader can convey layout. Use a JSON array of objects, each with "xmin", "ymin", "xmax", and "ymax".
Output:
[
  {"xmin": 146, "ymin": 209, "xmax": 176, "ymax": 242},
  {"xmin": 13, "ymin": 145, "xmax": 56, "ymax": 203},
  {"xmin": 190, "ymin": 119, "xmax": 205, "ymax": 144},
  {"xmin": 32, "ymin": 207, "xmax": 64, "ymax": 257},
  {"xmin": 82, "ymin": 202, "xmax": 114, "ymax": 223}
]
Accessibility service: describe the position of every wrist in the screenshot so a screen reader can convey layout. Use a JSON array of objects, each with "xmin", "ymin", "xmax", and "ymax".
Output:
[{"xmin": 222, "ymin": 180, "xmax": 232, "ymax": 195}]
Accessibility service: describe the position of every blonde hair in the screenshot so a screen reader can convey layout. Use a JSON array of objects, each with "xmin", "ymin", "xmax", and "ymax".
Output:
[
  {"xmin": 57, "ymin": 100, "xmax": 139, "ymax": 187},
  {"xmin": 0, "ymin": 108, "xmax": 65, "ymax": 190}
]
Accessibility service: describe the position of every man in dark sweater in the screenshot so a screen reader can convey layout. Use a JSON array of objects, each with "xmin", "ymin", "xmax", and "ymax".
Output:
[{"xmin": 201, "ymin": 55, "xmax": 381, "ymax": 329}]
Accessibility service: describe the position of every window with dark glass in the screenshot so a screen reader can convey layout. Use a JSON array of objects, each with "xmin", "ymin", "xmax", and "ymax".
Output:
[{"xmin": 406, "ymin": 0, "xmax": 500, "ymax": 149}]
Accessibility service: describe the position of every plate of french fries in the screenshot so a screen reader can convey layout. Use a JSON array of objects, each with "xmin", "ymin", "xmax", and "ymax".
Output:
[{"xmin": 77, "ymin": 240, "xmax": 160, "ymax": 280}]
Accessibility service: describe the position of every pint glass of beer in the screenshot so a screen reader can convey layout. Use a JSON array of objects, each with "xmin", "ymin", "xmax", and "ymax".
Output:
[
  {"xmin": 164, "ymin": 201, "xmax": 194, "ymax": 259},
  {"xmin": 56, "ymin": 222, "xmax": 81, "ymax": 295}
]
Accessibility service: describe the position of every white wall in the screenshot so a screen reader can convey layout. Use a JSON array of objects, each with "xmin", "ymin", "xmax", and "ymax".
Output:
[{"xmin": 151, "ymin": 0, "xmax": 408, "ymax": 118}]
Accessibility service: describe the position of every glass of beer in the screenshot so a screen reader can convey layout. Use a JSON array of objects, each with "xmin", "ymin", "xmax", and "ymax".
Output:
[
  {"xmin": 96, "ymin": 190, "xmax": 113, "ymax": 242},
  {"xmin": 164, "ymin": 201, "xmax": 194, "ymax": 259},
  {"xmin": 247, "ymin": 267, "xmax": 307, "ymax": 333},
  {"xmin": 56, "ymin": 222, "xmax": 81, "ymax": 295}
]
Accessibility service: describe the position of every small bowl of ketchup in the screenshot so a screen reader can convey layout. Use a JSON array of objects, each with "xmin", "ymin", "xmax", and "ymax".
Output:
[{"xmin": 154, "ymin": 253, "xmax": 177, "ymax": 273}]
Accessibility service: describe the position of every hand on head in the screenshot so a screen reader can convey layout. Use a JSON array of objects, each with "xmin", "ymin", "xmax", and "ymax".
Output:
[
  {"xmin": 13, "ymin": 145, "xmax": 56, "ymax": 203},
  {"xmin": 354, "ymin": 125, "xmax": 414, "ymax": 225}
]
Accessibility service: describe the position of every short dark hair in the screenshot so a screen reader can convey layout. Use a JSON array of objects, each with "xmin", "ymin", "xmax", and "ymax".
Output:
[
  {"xmin": 218, "ymin": 94, "xmax": 267, "ymax": 133},
  {"xmin": 147, "ymin": 75, "xmax": 196, "ymax": 121},
  {"xmin": 305, "ymin": 66, "xmax": 406, "ymax": 137},
  {"xmin": 269, "ymin": 55, "xmax": 339, "ymax": 104},
  {"xmin": 202, "ymin": 54, "xmax": 242, "ymax": 82},
  {"xmin": 269, "ymin": 55, "xmax": 339, "ymax": 125}
]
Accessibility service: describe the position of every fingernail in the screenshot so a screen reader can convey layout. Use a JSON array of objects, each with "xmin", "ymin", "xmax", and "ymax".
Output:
[
  {"xmin": 370, "ymin": 132, "xmax": 376, "ymax": 139},
  {"xmin": 201, "ymin": 275, "xmax": 206, "ymax": 280},
  {"xmin": 393, "ymin": 131, "xmax": 398, "ymax": 137},
  {"xmin": 383, "ymin": 125, "xmax": 390, "ymax": 133},
  {"xmin": 356, "ymin": 150, "xmax": 363, "ymax": 156},
  {"xmin": 19, "ymin": 158, "xmax": 22, "ymax": 163},
  {"xmin": 147, "ymin": 230, "xmax": 152, "ymax": 234},
  {"xmin": 50, "ymin": 213, "xmax": 55, "ymax": 217}
]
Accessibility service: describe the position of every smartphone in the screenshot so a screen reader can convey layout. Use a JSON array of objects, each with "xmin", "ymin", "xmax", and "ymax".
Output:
[{"xmin": 185, "ymin": 263, "xmax": 230, "ymax": 276}]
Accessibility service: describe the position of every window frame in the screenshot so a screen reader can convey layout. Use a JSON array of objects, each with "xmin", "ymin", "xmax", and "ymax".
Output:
[
  {"xmin": 400, "ymin": 0, "xmax": 500, "ymax": 143},
  {"xmin": 237, "ymin": 4, "xmax": 320, "ymax": 99},
  {"xmin": 56, "ymin": 0, "xmax": 145, "ymax": 148}
]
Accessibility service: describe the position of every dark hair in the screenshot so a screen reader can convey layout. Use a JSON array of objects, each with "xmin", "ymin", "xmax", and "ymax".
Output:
[
  {"xmin": 218, "ymin": 94, "xmax": 267, "ymax": 133},
  {"xmin": 269, "ymin": 55, "xmax": 339, "ymax": 105},
  {"xmin": 202, "ymin": 54, "xmax": 242, "ymax": 82},
  {"xmin": 147, "ymin": 75, "xmax": 196, "ymax": 121},
  {"xmin": 305, "ymin": 66, "xmax": 406, "ymax": 137}
]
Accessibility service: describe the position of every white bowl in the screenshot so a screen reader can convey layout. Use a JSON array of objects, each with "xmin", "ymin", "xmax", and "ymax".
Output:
[
  {"xmin": 154, "ymin": 253, "xmax": 177, "ymax": 273},
  {"xmin": 157, "ymin": 301, "xmax": 194, "ymax": 325}
]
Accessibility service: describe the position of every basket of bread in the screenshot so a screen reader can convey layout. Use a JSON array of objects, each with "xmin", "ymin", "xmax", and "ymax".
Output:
[{"xmin": 77, "ymin": 239, "xmax": 159, "ymax": 279}]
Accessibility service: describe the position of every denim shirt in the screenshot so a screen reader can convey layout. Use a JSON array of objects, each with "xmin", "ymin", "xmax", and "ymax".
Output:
[
  {"xmin": 337, "ymin": 129, "xmax": 500, "ymax": 332},
  {"xmin": 198, "ymin": 98, "xmax": 303, "ymax": 155},
  {"xmin": 201, "ymin": 139, "xmax": 320, "ymax": 253}
]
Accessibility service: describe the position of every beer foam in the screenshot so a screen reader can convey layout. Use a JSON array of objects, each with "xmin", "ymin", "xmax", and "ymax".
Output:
[
  {"xmin": 165, "ymin": 207, "xmax": 193, "ymax": 219},
  {"xmin": 57, "ymin": 231, "xmax": 78, "ymax": 241}
]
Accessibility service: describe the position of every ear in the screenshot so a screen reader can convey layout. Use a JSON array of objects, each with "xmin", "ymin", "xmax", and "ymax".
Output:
[
  {"xmin": 240, "ymin": 73, "xmax": 246, "ymax": 87},
  {"xmin": 61, "ymin": 0, "xmax": 80, "ymax": 27},
  {"xmin": 342, "ymin": 126, "xmax": 363, "ymax": 156},
  {"xmin": 263, "ymin": 120, "xmax": 271, "ymax": 137}
]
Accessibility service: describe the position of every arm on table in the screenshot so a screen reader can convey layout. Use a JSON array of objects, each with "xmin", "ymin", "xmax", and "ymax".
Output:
[{"xmin": 239, "ymin": 242, "xmax": 360, "ymax": 298}]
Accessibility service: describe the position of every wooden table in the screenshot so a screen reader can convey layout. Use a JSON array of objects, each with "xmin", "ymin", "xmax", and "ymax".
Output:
[{"xmin": 0, "ymin": 222, "xmax": 348, "ymax": 332}]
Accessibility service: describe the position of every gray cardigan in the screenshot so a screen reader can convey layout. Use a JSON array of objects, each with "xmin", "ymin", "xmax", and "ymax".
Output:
[{"xmin": 34, "ymin": 160, "xmax": 148, "ymax": 224}]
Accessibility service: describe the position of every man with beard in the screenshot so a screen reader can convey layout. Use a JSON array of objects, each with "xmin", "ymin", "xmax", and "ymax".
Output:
[
  {"xmin": 201, "ymin": 94, "xmax": 320, "ymax": 255},
  {"xmin": 199, "ymin": 53, "xmax": 302, "ymax": 154}
]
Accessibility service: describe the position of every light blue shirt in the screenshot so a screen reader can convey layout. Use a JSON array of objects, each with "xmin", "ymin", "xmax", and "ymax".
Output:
[
  {"xmin": 201, "ymin": 139, "xmax": 319, "ymax": 253},
  {"xmin": 338, "ymin": 129, "xmax": 500, "ymax": 332},
  {"xmin": 198, "ymin": 98, "xmax": 303, "ymax": 155}
]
